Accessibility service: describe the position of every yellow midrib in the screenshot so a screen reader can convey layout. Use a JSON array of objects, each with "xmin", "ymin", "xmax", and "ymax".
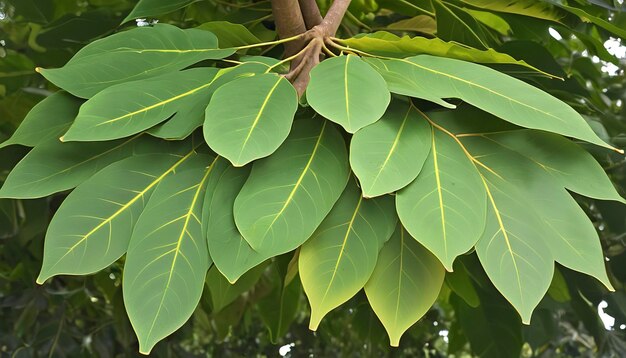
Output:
[
  {"xmin": 431, "ymin": 130, "xmax": 448, "ymax": 260},
  {"xmin": 344, "ymin": 56, "xmax": 351, "ymax": 128},
  {"xmin": 95, "ymin": 74, "xmax": 221, "ymax": 127},
  {"xmin": 145, "ymin": 156, "xmax": 218, "ymax": 342},
  {"xmin": 258, "ymin": 122, "xmax": 327, "ymax": 247},
  {"xmin": 237, "ymin": 77, "xmax": 282, "ymax": 162},
  {"xmin": 367, "ymin": 106, "xmax": 411, "ymax": 193},
  {"xmin": 319, "ymin": 195, "xmax": 363, "ymax": 307},
  {"xmin": 48, "ymin": 150, "xmax": 197, "ymax": 271},
  {"xmin": 399, "ymin": 58, "xmax": 565, "ymax": 124}
]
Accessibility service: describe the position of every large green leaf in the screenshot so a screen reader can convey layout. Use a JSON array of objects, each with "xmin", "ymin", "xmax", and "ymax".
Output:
[
  {"xmin": 0, "ymin": 92, "xmax": 81, "ymax": 149},
  {"xmin": 150, "ymin": 62, "xmax": 271, "ymax": 140},
  {"xmin": 123, "ymin": 154, "xmax": 214, "ymax": 354},
  {"xmin": 0, "ymin": 135, "xmax": 181, "ymax": 199},
  {"xmin": 62, "ymin": 68, "xmax": 219, "ymax": 142},
  {"xmin": 462, "ymin": 135, "xmax": 614, "ymax": 290},
  {"xmin": 477, "ymin": 130, "xmax": 625, "ymax": 203},
  {"xmin": 365, "ymin": 55, "xmax": 616, "ymax": 151},
  {"xmin": 299, "ymin": 180, "xmax": 396, "ymax": 330},
  {"xmin": 203, "ymin": 73, "xmax": 298, "ymax": 166},
  {"xmin": 36, "ymin": 149, "xmax": 199, "ymax": 284},
  {"xmin": 123, "ymin": 0, "xmax": 198, "ymax": 23},
  {"xmin": 234, "ymin": 118, "xmax": 350, "ymax": 257},
  {"xmin": 474, "ymin": 172, "xmax": 554, "ymax": 323},
  {"xmin": 204, "ymin": 160, "xmax": 270, "ymax": 283},
  {"xmin": 350, "ymin": 101, "xmax": 431, "ymax": 198},
  {"xmin": 337, "ymin": 32, "xmax": 552, "ymax": 76},
  {"xmin": 396, "ymin": 127, "xmax": 487, "ymax": 271},
  {"xmin": 38, "ymin": 24, "xmax": 234, "ymax": 98},
  {"xmin": 307, "ymin": 55, "xmax": 390, "ymax": 133},
  {"xmin": 364, "ymin": 224, "xmax": 445, "ymax": 346}
]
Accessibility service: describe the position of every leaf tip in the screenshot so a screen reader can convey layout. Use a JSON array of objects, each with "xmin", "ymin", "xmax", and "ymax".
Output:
[
  {"xmin": 34, "ymin": 67, "xmax": 43, "ymax": 74},
  {"xmin": 35, "ymin": 275, "xmax": 47, "ymax": 285}
]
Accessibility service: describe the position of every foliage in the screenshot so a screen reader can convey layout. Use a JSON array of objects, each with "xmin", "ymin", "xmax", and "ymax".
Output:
[{"xmin": 1, "ymin": 0, "xmax": 626, "ymax": 356}]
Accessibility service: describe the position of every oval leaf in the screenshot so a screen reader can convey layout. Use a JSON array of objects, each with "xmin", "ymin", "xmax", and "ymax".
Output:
[
  {"xmin": 307, "ymin": 55, "xmax": 391, "ymax": 133},
  {"xmin": 364, "ymin": 224, "xmax": 445, "ymax": 347},
  {"xmin": 62, "ymin": 68, "xmax": 219, "ymax": 141},
  {"xmin": 123, "ymin": 154, "xmax": 214, "ymax": 354},
  {"xmin": 203, "ymin": 73, "xmax": 298, "ymax": 166},
  {"xmin": 0, "ymin": 92, "xmax": 81, "ymax": 149},
  {"xmin": 234, "ymin": 118, "xmax": 350, "ymax": 257},
  {"xmin": 204, "ymin": 159, "xmax": 271, "ymax": 283},
  {"xmin": 396, "ymin": 127, "xmax": 487, "ymax": 271},
  {"xmin": 366, "ymin": 55, "xmax": 617, "ymax": 151},
  {"xmin": 38, "ymin": 24, "xmax": 234, "ymax": 98},
  {"xmin": 299, "ymin": 180, "xmax": 397, "ymax": 330},
  {"xmin": 350, "ymin": 101, "xmax": 431, "ymax": 197},
  {"xmin": 36, "ymin": 150, "xmax": 199, "ymax": 284},
  {"xmin": 123, "ymin": 0, "xmax": 198, "ymax": 23},
  {"xmin": 0, "ymin": 135, "xmax": 184, "ymax": 199}
]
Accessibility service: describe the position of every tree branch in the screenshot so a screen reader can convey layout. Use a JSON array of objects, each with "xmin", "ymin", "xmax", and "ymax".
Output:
[
  {"xmin": 319, "ymin": 0, "xmax": 351, "ymax": 37},
  {"xmin": 298, "ymin": 0, "xmax": 323, "ymax": 29},
  {"xmin": 270, "ymin": 0, "xmax": 307, "ymax": 56}
]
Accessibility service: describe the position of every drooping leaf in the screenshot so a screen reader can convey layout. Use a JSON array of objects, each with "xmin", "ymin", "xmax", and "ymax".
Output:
[
  {"xmin": 299, "ymin": 180, "xmax": 396, "ymax": 330},
  {"xmin": 479, "ymin": 130, "xmax": 625, "ymax": 203},
  {"xmin": 364, "ymin": 224, "xmax": 445, "ymax": 346},
  {"xmin": 396, "ymin": 126, "xmax": 486, "ymax": 271},
  {"xmin": 196, "ymin": 21, "xmax": 261, "ymax": 48},
  {"xmin": 150, "ymin": 62, "xmax": 272, "ymax": 139},
  {"xmin": 307, "ymin": 55, "xmax": 390, "ymax": 133},
  {"xmin": 0, "ymin": 92, "xmax": 81, "ymax": 149},
  {"xmin": 0, "ymin": 135, "xmax": 183, "ymax": 199},
  {"xmin": 556, "ymin": 4, "xmax": 626, "ymax": 40},
  {"xmin": 123, "ymin": 0, "xmax": 199, "ymax": 23},
  {"xmin": 474, "ymin": 172, "xmax": 554, "ymax": 323},
  {"xmin": 463, "ymin": 8, "xmax": 511, "ymax": 35},
  {"xmin": 37, "ymin": 24, "xmax": 234, "ymax": 98},
  {"xmin": 206, "ymin": 262, "xmax": 267, "ymax": 313},
  {"xmin": 62, "ymin": 68, "xmax": 220, "ymax": 142},
  {"xmin": 234, "ymin": 118, "xmax": 350, "ymax": 257},
  {"xmin": 386, "ymin": 15, "xmax": 437, "ymax": 34},
  {"xmin": 350, "ymin": 101, "xmax": 431, "ymax": 198},
  {"xmin": 337, "ymin": 32, "xmax": 554, "ymax": 76},
  {"xmin": 462, "ymin": 134, "xmax": 614, "ymax": 290},
  {"xmin": 36, "ymin": 149, "xmax": 199, "ymax": 284},
  {"xmin": 365, "ymin": 55, "xmax": 616, "ymax": 151},
  {"xmin": 204, "ymin": 160, "xmax": 270, "ymax": 283},
  {"xmin": 446, "ymin": 262, "xmax": 480, "ymax": 308},
  {"xmin": 123, "ymin": 154, "xmax": 214, "ymax": 354},
  {"xmin": 203, "ymin": 73, "xmax": 298, "ymax": 166}
]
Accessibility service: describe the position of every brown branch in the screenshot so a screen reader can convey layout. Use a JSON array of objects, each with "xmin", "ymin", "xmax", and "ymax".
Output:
[
  {"xmin": 298, "ymin": 0, "xmax": 323, "ymax": 29},
  {"xmin": 270, "ymin": 0, "xmax": 307, "ymax": 56},
  {"xmin": 319, "ymin": 0, "xmax": 352, "ymax": 37}
]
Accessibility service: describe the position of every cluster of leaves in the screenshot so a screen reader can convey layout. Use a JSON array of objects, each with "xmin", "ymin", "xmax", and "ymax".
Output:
[{"xmin": 2, "ymin": 0, "xmax": 626, "ymax": 357}]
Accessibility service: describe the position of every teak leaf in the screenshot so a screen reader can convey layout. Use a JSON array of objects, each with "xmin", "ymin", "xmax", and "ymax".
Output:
[
  {"xmin": 37, "ymin": 150, "xmax": 200, "ymax": 284},
  {"xmin": 62, "ymin": 68, "xmax": 220, "ymax": 142},
  {"xmin": 366, "ymin": 55, "xmax": 617, "ymax": 151},
  {"xmin": 350, "ymin": 101, "xmax": 431, "ymax": 198},
  {"xmin": 299, "ymin": 181, "xmax": 396, "ymax": 330},
  {"xmin": 38, "ymin": 24, "xmax": 234, "ymax": 98},
  {"xmin": 307, "ymin": 55, "xmax": 391, "ymax": 133},
  {"xmin": 364, "ymin": 224, "xmax": 445, "ymax": 346},
  {"xmin": 124, "ymin": 154, "xmax": 214, "ymax": 354},
  {"xmin": 234, "ymin": 118, "xmax": 350, "ymax": 257},
  {"xmin": 204, "ymin": 159, "xmax": 270, "ymax": 283},
  {"xmin": 204, "ymin": 73, "xmax": 298, "ymax": 166}
]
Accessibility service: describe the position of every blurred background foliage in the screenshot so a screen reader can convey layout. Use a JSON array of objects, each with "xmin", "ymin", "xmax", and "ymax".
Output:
[{"xmin": 1, "ymin": 0, "xmax": 626, "ymax": 356}]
